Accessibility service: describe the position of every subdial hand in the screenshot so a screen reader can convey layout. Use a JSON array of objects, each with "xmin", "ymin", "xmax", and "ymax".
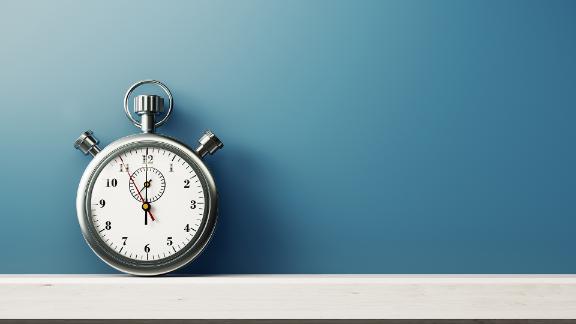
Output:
[{"xmin": 139, "ymin": 180, "xmax": 151, "ymax": 194}]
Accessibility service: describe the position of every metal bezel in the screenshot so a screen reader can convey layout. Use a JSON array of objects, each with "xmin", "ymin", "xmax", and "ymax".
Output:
[{"xmin": 76, "ymin": 133, "xmax": 218, "ymax": 276}]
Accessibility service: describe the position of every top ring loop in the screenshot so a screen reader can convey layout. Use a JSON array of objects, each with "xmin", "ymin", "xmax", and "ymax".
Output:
[{"xmin": 123, "ymin": 80, "xmax": 174, "ymax": 128}]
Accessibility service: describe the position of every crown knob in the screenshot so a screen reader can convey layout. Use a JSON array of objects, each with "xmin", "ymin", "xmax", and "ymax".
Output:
[
  {"xmin": 133, "ymin": 95, "xmax": 164, "ymax": 133},
  {"xmin": 134, "ymin": 95, "xmax": 164, "ymax": 115}
]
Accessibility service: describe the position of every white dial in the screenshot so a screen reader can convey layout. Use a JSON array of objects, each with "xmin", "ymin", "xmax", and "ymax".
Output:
[{"xmin": 89, "ymin": 146, "xmax": 206, "ymax": 262}]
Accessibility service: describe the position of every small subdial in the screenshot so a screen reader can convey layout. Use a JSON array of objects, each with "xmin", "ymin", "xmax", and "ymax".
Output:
[{"xmin": 129, "ymin": 167, "xmax": 166, "ymax": 202}]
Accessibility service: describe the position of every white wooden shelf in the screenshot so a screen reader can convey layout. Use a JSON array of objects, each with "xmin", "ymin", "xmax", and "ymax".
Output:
[{"xmin": 0, "ymin": 275, "xmax": 575, "ymax": 319}]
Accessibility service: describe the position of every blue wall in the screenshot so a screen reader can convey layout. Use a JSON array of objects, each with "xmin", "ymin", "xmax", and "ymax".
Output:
[{"xmin": 0, "ymin": 0, "xmax": 574, "ymax": 274}]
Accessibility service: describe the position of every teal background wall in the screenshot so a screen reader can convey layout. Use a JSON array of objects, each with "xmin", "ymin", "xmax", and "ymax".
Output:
[{"xmin": 0, "ymin": 0, "xmax": 574, "ymax": 273}]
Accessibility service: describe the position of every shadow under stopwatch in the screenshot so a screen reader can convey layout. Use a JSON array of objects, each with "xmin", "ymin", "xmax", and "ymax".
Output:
[{"xmin": 174, "ymin": 146, "xmax": 292, "ymax": 275}]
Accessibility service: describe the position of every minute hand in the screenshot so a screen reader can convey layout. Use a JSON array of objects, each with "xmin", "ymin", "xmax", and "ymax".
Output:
[{"xmin": 119, "ymin": 156, "xmax": 156, "ymax": 221}]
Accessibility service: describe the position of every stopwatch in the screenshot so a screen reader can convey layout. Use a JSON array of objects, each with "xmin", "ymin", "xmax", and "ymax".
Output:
[{"xmin": 74, "ymin": 80, "xmax": 223, "ymax": 276}]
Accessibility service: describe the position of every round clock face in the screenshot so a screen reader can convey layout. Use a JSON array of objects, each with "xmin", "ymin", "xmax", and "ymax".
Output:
[{"xmin": 87, "ymin": 144, "xmax": 207, "ymax": 264}]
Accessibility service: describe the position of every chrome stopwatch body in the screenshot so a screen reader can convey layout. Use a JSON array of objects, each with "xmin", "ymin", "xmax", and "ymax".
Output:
[{"xmin": 74, "ymin": 80, "xmax": 223, "ymax": 276}]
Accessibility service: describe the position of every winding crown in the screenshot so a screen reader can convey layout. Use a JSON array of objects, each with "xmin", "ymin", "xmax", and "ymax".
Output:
[{"xmin": 134, "ymin": 95, "xmax": 164, "ymax": 115}]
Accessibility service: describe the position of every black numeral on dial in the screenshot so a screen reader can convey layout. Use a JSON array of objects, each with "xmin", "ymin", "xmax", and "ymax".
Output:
[{"xmin": 106, "ymin": 178, "xmax": 118, "ymax": 187}]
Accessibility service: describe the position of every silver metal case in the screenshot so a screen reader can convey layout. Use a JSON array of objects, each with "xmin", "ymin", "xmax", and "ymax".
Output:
[{"xmin": 76, "ymin": 133, "xmax": 218, "ymax": 276}]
